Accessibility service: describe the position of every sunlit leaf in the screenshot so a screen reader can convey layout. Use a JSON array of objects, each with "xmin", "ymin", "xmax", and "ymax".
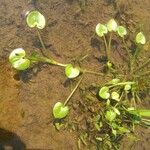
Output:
[
  {"xmin": 26, "ymin": 10, "xmax": 46, "ymax": 29},
  {"xmin": 117, "ymin": 26, "xmax": 127, "ymax": 38},
  {"xmin": 135, "ymin": 32, "xmax": 146, "ymax": 44},
  {"xmin": 107, "ymin": 19, "xmax": 117, "ymax": 32},
  {"xmin": 53, "ymin": 102, "xmax": 69, "ymax": 119},
  {"xmin": 65, "ymin": 64, "xmax": 80, "ymax": 79},
  {"xmin": 96, "ymin": 23, "xmax": 108, "ymax": 37},
  {"xmin": 99, "ymin": 86, "xmax": 110, "ymax": 99},
  {"xmin": 105, "ymin": 110, "xmax": 116, "ymax": 122}
]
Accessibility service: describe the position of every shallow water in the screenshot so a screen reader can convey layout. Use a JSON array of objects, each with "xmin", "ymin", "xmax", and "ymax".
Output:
[{"xmin": 0, "ymin": 0, "xmax": 150, "ymax": 149}]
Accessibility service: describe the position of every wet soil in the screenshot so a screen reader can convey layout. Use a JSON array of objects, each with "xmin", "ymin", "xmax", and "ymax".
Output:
[{"xmin": 0, "ymin": 0, "xmax": 150, "ymax": 149}]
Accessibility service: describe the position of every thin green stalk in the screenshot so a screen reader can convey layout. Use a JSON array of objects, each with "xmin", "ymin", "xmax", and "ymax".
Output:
[
  {"xmin": 133, "ymin": 58, "xmax": 150, "ymax": 73},
  {"xmin": 103, "ymin": 35, "xmax": 109, "ymax": 60},
  {"xmin": 108, "ymin": 32, "xmax": 112, "ymax": 52},
  {"xmin": 64, "ymin": 77, "xmax": 83, "ymax": 106},
  {"xmin": 83, "ymin": 69, "xmax": 104, "ymax": 76},
  {"xmin": 109, "ymin": 81, "xmax": 135, "ymax": 88},
  {"xmin": 36, "ymin": 29, "xmax": 47, "ymax": 56}
]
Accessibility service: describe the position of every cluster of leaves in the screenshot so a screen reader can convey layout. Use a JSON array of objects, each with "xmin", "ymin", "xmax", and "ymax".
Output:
[{"xmin": 8, "ymin": 11, "xmax": 150, "ymax": 150}]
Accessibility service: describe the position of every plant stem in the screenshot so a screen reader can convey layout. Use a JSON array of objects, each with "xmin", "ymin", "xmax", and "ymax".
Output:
[
  {"xmin": 103, "ymin": 35, "xmax": 109, "ymax": 60},
  {"xmin": 82, "ymin": 69, "xmax": 104, "ymax": 76},
  {"xmin": 108, "ymin": 32, "xmax": 112, "ymax": 52},
  {"xmin": 64, "ymin": 77, "xmax": 83, "ymax": 106},
  {"xmin": 36, "ymin": 29, "xmax": 47, "ymax": 56},
  {"xmin": 29, "ymin": 55, "xmax": 68, "ymax": 67},
  {"xmin": 109, "ymin": 81, "xmax": 135, "ymax": 88},
  {"xmin": 133, "ymin": 58, "xmax": 150, "ymax": 73},
  {"xmin": 122, "ymin": 37, "xmax": 132, "ymax": 72}
]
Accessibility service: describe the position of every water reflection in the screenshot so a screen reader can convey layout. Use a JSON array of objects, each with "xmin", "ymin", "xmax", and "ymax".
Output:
[{"xmin": 0, "ymin": 128, "xmax": 26, "ymax": 150}]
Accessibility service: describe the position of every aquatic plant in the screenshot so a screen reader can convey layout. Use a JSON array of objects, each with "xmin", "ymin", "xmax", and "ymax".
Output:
[
  {"xmin": 53, "ymin": 77, "xmax": 83, "ymax": 119},
  {"xmin": 26, "ymin": 10, "xmax": 47, "ymax": 56},
  {"xmin": 9, "ymin": 48, "xmax": 30, "ymax": 70},
  {"xmin": 9, "ymin": 48, "xmax": 67, "ymax": 71}
]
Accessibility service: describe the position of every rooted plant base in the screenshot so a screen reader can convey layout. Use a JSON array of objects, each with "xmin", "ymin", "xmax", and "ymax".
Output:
[{"xmin": 0, "ymin": 0, "xmax": 150, "ymax": 149}]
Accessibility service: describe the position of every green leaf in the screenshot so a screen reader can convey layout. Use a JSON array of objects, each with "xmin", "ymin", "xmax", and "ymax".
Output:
[
  {"xmin": 105, "ymin": 110, "xmax": 116, "ymax": 122},
  {"xmin": 111, "ymin": 92, "xmax": 120, "ymax": 101},
  {"xmin": 130, "ymin": 109, "xmax": 150, "ymax": 117},
  {"xmin": 9, "ymin": 48, "xmax": 26, "ymax": 63},
  {"xmin": 107, "ymin": 19, "xmax": 118, "ymax": 32},
  {"xmin": 116, "ymin": 26, "xmax": 127, "ymax": 38},
  {"xmin": 26, "ymin": 10, "xmax": 46, "ymax": 29},
  {"xmin": 12, "ymin": 58, "xmax": 30, "ymax": 70},
  {"xmin": 109, "ymin": 78, "xmax": 120, "ymax": 84},
  {"xmin": 96, "ymin": 23, "xmax": 108, "ymax": 37},
  {"xmin": 99, "ymin": 86, "xmax": 110, "ymax": 99},
  {"xmin": 53, "ymin": 102, "xmax": 69, "ymax": 119},
  {"xmin": 124, "ymin": 84, "xmax": 131, "ymax": 91},
  {"xmin": 65, "ymin": 64, "xmax": 80, "ymax": 79},
  {"xmin": 117, "ymin": 126, "xmax": 130, "ymax": 134},
  {"xmin": 135, "ymin": 32, "xmax": 146, "ymax": 44},
  {"xmin": 112, "ymin": 107, "xmax": 120, "ymax": 115}
]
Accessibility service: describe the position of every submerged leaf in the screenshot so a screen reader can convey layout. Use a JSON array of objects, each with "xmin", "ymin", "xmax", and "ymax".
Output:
[
  {"xmin": 99, "ymin": 86, "xmax": 110, "ymax": 99},
  {"xmin": 53, "ymin": 102, "xmax": 69, "ymax": 119},
  {"xmin": 26, "ymin": 10, "xmax": 46, "ymax": 29}
]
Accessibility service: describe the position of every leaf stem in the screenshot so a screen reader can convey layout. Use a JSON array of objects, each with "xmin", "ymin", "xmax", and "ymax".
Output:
[
  {"xmin": 103, "ymin": 35, "xmax": 109, "ymax": 60},
  {"xmin": 36, "ymin": 29, "xmax": 47, "ymax": 56},
  {"xmin": 64, "ymin": 77, "xmax": 83, "ymax": 106},
  {"xmin": 109, "ymin": 81, "xmax": 135, "ymax": 88}
]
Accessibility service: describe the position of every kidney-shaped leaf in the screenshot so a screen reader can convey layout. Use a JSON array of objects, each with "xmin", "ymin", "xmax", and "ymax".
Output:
[{"xmin": 99, "ymin": 86, "xmax": 110, "ymax": 99}]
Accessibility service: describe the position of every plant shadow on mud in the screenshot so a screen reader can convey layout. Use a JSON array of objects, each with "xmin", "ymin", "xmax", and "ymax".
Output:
[{"xmin": 0, "ymin": 128, "xmax": 26, "ymax": 150}]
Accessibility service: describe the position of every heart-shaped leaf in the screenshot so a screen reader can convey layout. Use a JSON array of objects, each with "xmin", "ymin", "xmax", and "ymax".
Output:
[
  {"xmin": 9, "ymin": 48, "xmax": 30, "ymax": 70},
  {"xmin": 26, "ymin": 10, "xmax": 46, "ymax": 29},
  {"xmin": 107, "ymin": 19, "xmax": 117, "ymax": 32},
  {"xmin": 65, "ymin": 64, "xmax": 80, "ymax": 79},
  {"xmin": 117, "ymin": 26, "xmax": 127, "ymax": 38},
  {"xmin": 96, "ymin": 23, "xmax": 108, "ymax": 37},
  {"xmin": 105, "ymin": 110, "xmax": 116, "ymax": 122},
  {"xmin": 53, "ymin": 102, "xmax": 69, "ymax": 119},
  {"xmin": 111, "ymin": 91, "xmax": 120, "ymax": 101},
  {"xmin": 12, "ymin": 58, "xmax": 30, "ymax": 70},
  {"xmin": 99, "ymin": 86, "xmax": 110, "ymax": 99},
  {"xmin": 135, "ymin": 32, "xmax": 146, "ymax": 44},
  {"xmin": 9, "ymin": 48, "xmax": 26, "ymax": 63}
]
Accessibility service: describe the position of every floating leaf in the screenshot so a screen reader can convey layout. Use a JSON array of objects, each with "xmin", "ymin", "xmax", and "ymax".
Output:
[
  {"xmin": 9, "ymin": 48, "xmax": 26, "ymax": 63},
  {"xmin": 112, "ymin": 107, "xmax": 120, "ymax": 115},
  {"xmin": 111, "ymin": 92, "xmax": 120, "ymax": 101},
  {"xmin": 53, "ymin": 102, "xmax": 69, "ymax": 119},
  {"xmin": 12, "ymin": 58, "xmax": 30, "ymax": 70},
  {"xmin": 96, "ymin": 23, "xmax": 108, "ymax": 37},
  {"xmin": 99, "ymin": 86, "xmax": 110, "ymax": 99},
  {"xmin": 105, "ymin": 110, "xmax": 116, "ymax": 122},
  {"xmin": 26, "ymin": 10, "xmax": 46, "ymax": 29},
  {"xmin": 135, "ymin": 32, "xmax": 146, "ymax": 44},
  {"xmin": 107, "ymin": 19, "xmax": 117, "ymax": 32},
  {"xmin": 65, "ymin": 64, "xmax": 80, "ymax": 79},
  {"xmin": 109, "ymin": 78, "xmax": 120, "ymax": 84},
  {"xmin": 117, "ymin": 26, "xmax": 127, "ymax": 38},
  {"xmin": 9, "ymin": 48, "xmax": 30, "ymax": 70},
  {"xmin": 124, "ymin": 84, "xmax": 131, "ymax": 91}
]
